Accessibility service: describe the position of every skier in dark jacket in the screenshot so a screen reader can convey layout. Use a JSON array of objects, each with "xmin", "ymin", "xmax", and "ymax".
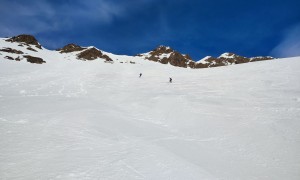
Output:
[
  {"xmin": 139, "ymin": 73, "xmax": 142, "ymax": 78},
  {"xmin": 169, "ymin": 77, "xmax": 172, "ymax": 83}
]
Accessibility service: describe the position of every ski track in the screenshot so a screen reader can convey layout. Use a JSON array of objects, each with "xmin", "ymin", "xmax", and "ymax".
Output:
[{"xmin": 0, "ymin": 55, "xmax": 300, "ymax": 179}]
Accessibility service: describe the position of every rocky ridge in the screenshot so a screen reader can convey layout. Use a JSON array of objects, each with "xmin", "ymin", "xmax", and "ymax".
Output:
[
  {"xmin": 77, "ymin": 47, "xmax": 113, "ymax": 61},
  {"xmin": 1, "ymin": 35, "xmax": 45, "ymax": 64},
  {"xmin": 5, "ymin": 34, "xmax": 42, "ymax": 49},
  {"xmin": 138, "ymin": 46, "xmax": 274, "ymax": 68},
  {"xmin": 57, "ymin": 44, "xmax": 86, "ymax": 53},
  {"xmin": 1, "ymin": 34, "xmax": 274, "ymax": 67},
  {"xmin": 137, "ymin": 46, "xmax": 193, "ymax": 68},
  {"xmin": 197, "ymin": 53, "xmax": 274, "ymax": 68}
]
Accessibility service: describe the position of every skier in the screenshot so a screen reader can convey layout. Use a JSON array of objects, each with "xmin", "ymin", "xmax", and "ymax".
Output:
[
  {"xmin": 169, "ymin": 77, "xmax": 172, "ymax": 83},
  {"xmin": 139, "ymin": 73, "xmax": 142, "ymax": 78}
]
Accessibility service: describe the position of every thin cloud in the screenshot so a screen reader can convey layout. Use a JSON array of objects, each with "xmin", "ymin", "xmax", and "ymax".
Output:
[
  {"xmin": 0, "ymin": 1, "xmax": 57, "ymax": 35},
  {"xmin": 271, "ymin": 24, "xmax": 300, "ymax": 58},
  {"xmin": 0, "ymin": 0, "xmax": 156, "ymax": 36}
]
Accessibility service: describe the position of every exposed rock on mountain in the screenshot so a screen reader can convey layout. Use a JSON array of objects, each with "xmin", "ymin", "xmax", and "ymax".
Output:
[
  {"xmin": 218, "ymin": 53, "xmax": 249, "ymax": 64},
  {"xmin": 137, "ymin": 46, "xmax": 273, "ymax": 69},
  {"xmin": 57, "ymin": 44, "xmax": 113, "ymax": 62},
  {"xmin": 197, "ymin": 53, "xmax": 274, "ymax": 68},
  {"xmin": 250, "ymin": 56, "xmax": 274, "ymax": 62},
  {"xmin": 169, "ymin": 51, "xmax": 190, "ymax": 68},
  {"xmin": 5, "ymin": 34, "xmax": 42, "ymax": 49},
  {"xmin": 15, "ymin": 56, "xmax": 21, "ymax": 61},
  {"xmin": 188, "ymin": 61, "xmax": 209, "ymax": 68},
  {"xmin": 0, "ymin": 34, "xmax": 276, "ymax": 68},
  {"xmin": 27, "ymin": 47, "xmax": 38, "ymax": 52},
  {"xmin": 77, "ymin": 48, "xmax": 112, "ymax": 61},
  {"xmin": 23, "ymin": 55, "xmax": 46, "ymax": 64},
  {"xmin": 4, "ymin": 56, "xmax": 21, "ymax": 61},
  {"xmin": 0, "ymin": 48, "xmax": 23, "ymax": 54},
  {"xmin": 57, "ymin": 44, "xmax": 86, "ymax": 53},
  {"xmin": 4, "ymin": 56, "xmax": 14, "ymax": 60},
  {"xmin": 138, "ymin": 46, "xmax": 193, "ymax": 68}
]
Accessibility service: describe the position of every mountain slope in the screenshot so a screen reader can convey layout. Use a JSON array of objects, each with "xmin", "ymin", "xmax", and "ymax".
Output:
[
  {"xmin": 0, "ymin": 44, "xmax": 299, "ymax": 180},
  {"xmin": 0, "ymin": 35, "xmax": 115, "ymax": 64},
  {"xmin": 1, "ymin": 35, "xmax": 274, "ymax": 69},
  {"xmin": 137, "ymin": 45, "xmax": 193, "ymax": 68},
  {"xmin": 197, "ymin": 52, "xmax": 274, "ymax": 67}
]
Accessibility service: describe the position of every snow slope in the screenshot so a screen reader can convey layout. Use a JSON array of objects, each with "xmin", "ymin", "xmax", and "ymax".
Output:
[{"xmin": 0, "ymin": 48, "xmax": 300, "ymax": 179}]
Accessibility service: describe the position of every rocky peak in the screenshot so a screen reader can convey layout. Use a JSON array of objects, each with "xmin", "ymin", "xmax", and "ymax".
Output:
[
  {"xmin": 197, "ymin": 52, "xmax": 249, "ymax": 67},
  {"xmin": 168, "ymin": 51, "xmax": 191, "ymax": 68},
  {"xmin": 183, "ymin": 54, "xmax": 193, "ymax": 60},
  {"xmin": 77, "ymin": 47, "xmax": 112, "ymax": 61},
  {"xmin": 218, "ymin": 52, "xmax": 238, "ymax": 59},
  {"xmin": 151, "ymin": 45, "xmax": 174, "ymax": 54},
  {"xmin": 57, "ymin": 43, "xmax": 86, "ymax": 53},
  {"xmin": 140, "ymin": 45, "xmax": 194, "ymax": 68},
  {"xmin": 5, "ymin": 34, "xmax": 42, "ymax": 49}
]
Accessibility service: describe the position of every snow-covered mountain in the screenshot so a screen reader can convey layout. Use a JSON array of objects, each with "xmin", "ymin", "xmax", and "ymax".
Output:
[
  {"xmin": 0, "ymin": 35, "xmax": 45, "ymax": 64},
  {"xmin": 1, "ymin": 34, "xmax": 274, "ymax": 69},
  {"xmin": 1, "ymin": 34, "xmax": 300, "ymax": 180},
  {"xmin": 57, "ymin": 43, "xmax": 113, "ymax": 61},
  {"xmin": 137, "ymin": 45, "xmax": 194, "ymax": 68},
  {"xmin": 0, "ymin": 35, "xmax": 115, "ymax": 64},
  {"xmin": 197, "ymin": 52, "xmax": 274, "ymax": 68}
]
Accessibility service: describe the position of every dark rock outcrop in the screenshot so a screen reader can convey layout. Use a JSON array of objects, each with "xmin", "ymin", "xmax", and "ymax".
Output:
[
  {"xmin": 188, "ymin": 61, "xmax": 209, "ymax": 68},
  {"xmin": 195, "ymin": 63, "xmax": 210, "ymax": 68},
  {"xmin": 23, "ymin": 55, "xmax": 46, "ymax": 64},
  {"xmin": 0, "ymin": 48, "xmax": 23, "ymax": 54},
  {"xmin": 250, "ymin": 56, "xmax": 274, "ymax": 62},
  {"xmin": 15, "ymin": 56, "xmax": 21, "ymax": 61},
  {"xmin": 77, "ymin": 48, "xmax": 112, "ymax": 61},
  {"xmin": 218, "ymin": 53, "xmax": 250, "ymax": 64},
  {"xmin": 57, "ymin": 44, "xmax": 86, "ymax": 53},
  {"xmin": 4, "ymin": 56, "xmax": 14, "ymax": 60},
  {"xmin": 169, "ymin": 52, "xmax": 189, "ymax": 68},
  {"xmin": 6, "ymin": 34, "xmax": 42, "ymax": 49},
  {"xmin": 197, "ymin": 56, "xmax": 228, "ymax": 67},
  {"xmin": 3, "ymin": 55, "xmax": 21, "ymax": 61},
  {"xmin": 140, "ymin": 46, "xmax": 193, "ymax": 68},
  {"xmin": 27, "ymin": 47, "xmax": 38, "ymax": 52},
  {"xmin": 149, "ymin": 46, "xmax": 174, "ymax": 58},
  {"xmin": 196, "ymin": 53, "xmax": 274, "ymax": 68}
]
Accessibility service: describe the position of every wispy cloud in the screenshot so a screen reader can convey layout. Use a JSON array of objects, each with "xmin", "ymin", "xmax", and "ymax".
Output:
[
  {"xmin": 1, "ymin": 0, "xmax": 298, "ymax": 59},
  {"xmin": 270, "ymin": 24, "xmax": 300, "ymax": 58},
  {"xmin": 0, "ymin": 0, "xmax": 157, "ymax": 36}
]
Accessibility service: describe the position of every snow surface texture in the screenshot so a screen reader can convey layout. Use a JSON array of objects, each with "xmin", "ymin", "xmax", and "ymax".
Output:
[{"xmin": 1, "ymin": 44, "xmax": 300, "ymax": 179}]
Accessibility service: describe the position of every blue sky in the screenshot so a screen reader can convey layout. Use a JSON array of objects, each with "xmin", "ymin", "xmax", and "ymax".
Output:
[{"xmin": 0, "ymin": 0, "xmax": 300, "ymax": 60}]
